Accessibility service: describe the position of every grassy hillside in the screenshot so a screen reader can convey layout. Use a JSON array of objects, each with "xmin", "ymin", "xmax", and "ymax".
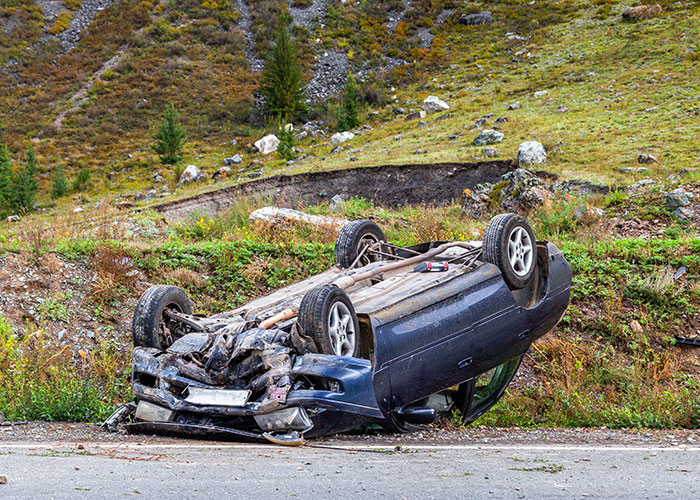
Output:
[{"xmin": 1, "ymin": 1, "xmax": 697, "ymax": 203}]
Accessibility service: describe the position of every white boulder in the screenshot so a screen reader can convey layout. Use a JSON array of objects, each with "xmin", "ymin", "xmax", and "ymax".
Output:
[
  {"xmin": 249, "ymin": 207, "xmax": 348, "ymax": 229},
  {"xmin": 254, "ymin": 134, "xmax": 280, "ymax": 155},
  {"xmin": 517, "ymin": 141, "xmax": 547, "ymax": 167},
  {"xmin": 422, "ymin": 96, "xmax": 450, "ymax": 113},
  {"xmin": 179, "ymin": 165, "xmax": 206, "ymax": 184},
  {"xmin": 330, "ymin": 131, "xmax": 355, "ymax": 145}
]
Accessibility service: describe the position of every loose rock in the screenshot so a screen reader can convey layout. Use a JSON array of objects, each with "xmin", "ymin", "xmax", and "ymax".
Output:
[
  {"xmin": 637, "ymin": 153, "xmax": 658, "ymax": 164},
  {"xmin": 623, "ymin": 5, "xmax": 662, "ymax": 20},
  {"xmin": 330, "ymin": 131, "xmax": 355, "ymax": 145},
  {"xmin": 213, "ymin": 166, "xmax": 232, "ymax": 180},
  {"xmin": 483, "ymin": 147, "xmax": 500, "ymax": 158},
  {"xmin": 422, "ymin": 96, "xmax": 450, "ymax": 113},
  {"xmin": 473, "ymin": 129, "xmax": 504, "ymax": 146},
  {"xmin": 254, "ymin": 134, "xmax": 280, "ymax": 155},
  {"xmin": 224, "ymin": 154, "xmax": 242, "ymax": 165},
  {"xmin": 405, "ymin": 110, "xmax": 426, "ymax": 120},
  {"xmin": 666, "ymin": 188, "xmax": 693, "ymax": 210},
  {"xmin": 517, "ymin": 141, "xmax": 547, "ymax": 167},
  {"xmin": 179, "ymin": 165, "xmax": 206, "ymax": 184},
  {"xmin": 508, "ymin": 102, "xmax": 521, "ymax": 110},
  {"xmin": 458, "ymin": 11, "xmax": 493, "ymax": 26},
  {"xmin": 673, "ymin": 207, "xmax": 695, "ymax": 221}
]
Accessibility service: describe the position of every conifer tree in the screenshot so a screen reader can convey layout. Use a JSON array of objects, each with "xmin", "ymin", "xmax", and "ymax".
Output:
[
  {"xmin": 0, "ymin": 142, "xmax": 13, "ymax": 213},
  {"xmin": 260, "ymin": 15, "xmax": 306, "ymax": 122},
  {"xmin": 152, "ymin": 103, "xmax": 186, "ymax": 165},
  {"xmin": 336, "ymin": 73, "xmax": 360, "ymax": 132},
  {"xmin": 14, "ymin": 144, "xmax": 38, "ymax": 212},
  {"xmin": 51, "ymin": 166, "xmax": 68, "ymax": 199}
]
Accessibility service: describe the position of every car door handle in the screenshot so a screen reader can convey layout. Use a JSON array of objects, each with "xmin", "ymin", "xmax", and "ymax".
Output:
[
  {"xmin": 458, "ymin": 357, "xmax": 473, "ymax": 369},
  {"xmin": 518, "ymin": 330, "xmax": 530, "ymax": 340}
]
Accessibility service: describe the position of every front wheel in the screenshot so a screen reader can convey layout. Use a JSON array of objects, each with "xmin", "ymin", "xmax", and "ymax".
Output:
[
  {"xmin": 132, "ymin": 285, "xmax": 192, "ymax": 350},
  {"xmin": 298, "ymin": 285, "xmax": 360, "ymax": 357}
]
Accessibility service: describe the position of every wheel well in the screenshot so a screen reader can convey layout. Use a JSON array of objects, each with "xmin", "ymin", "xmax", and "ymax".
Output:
[{"xmin": 356, "ymin": 314, "xmax": 375, "ymax": 363}]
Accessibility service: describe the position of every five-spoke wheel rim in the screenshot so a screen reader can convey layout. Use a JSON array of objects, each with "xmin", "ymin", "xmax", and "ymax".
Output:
[
  {"xmin": 507, "ymin": 227, "xmax": 533, "ymax": 277},
  {"xmin": 328, "ymin": 301, "xmax": 356, "ymax": 356}
]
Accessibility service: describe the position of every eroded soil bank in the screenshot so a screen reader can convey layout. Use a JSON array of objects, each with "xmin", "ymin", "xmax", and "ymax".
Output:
[{"xmin": 154, "ymin": 161, "xmax": 514, "ymax": 221}]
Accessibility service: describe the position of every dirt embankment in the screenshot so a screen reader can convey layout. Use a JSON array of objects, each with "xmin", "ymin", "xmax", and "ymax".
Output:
[{"xmin": 153, "ymin": 161, "xmax": 515, "ymax": 221}]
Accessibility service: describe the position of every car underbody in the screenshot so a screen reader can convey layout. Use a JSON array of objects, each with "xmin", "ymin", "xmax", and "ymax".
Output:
[{"xmin": 105, "ymin": 215, "xmax": 572, "ymax": 444}]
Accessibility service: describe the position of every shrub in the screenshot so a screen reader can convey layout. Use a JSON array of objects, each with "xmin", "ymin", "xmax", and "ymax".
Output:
[
  {"xmin": 72, "ymin": 167, "xmax": 91, "ymax": 192},
  {"xmin": 51, "ymin": 166, "xmax": 68, "ymax": 199},
  {"xmin": 0, "ymin": 142, "xmax": 13, "ymax": 214},
  {"xmin": 47, "ymin": 12, "xmax": 74, "ymax": 35},
  {"xmin": 336, "ymin": 73, "xmax": 360, "ymax": 132},
  {"xmin": 14, "ymin": 144, "xmax": 38, "ymax": 212}
]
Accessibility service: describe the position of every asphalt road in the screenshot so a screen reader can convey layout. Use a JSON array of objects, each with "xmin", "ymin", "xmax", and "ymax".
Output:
[{"xmin": 1, "ymin": 441, "xmax": 698, "ymax": 499}]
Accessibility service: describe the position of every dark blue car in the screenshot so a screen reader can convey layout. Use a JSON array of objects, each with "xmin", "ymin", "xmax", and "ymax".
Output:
[{"xmin": 113, "ymin": 213, "xmax": 571, "ymax": 443}]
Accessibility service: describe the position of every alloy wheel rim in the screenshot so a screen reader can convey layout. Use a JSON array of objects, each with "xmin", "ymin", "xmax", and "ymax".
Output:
[
  {"xmin": 328, "ymin": 301, "xmax": 356, "ymax": 356},
  {"xmin": 507, "ymin": 227, "xmax": 533, "ymax": 277}
]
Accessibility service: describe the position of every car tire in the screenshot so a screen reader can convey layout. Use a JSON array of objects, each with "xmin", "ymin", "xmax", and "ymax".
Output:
[
  {"xmin": 298, "ymin": 285, "xmax": 360, "ymax": 357},
  {"xmin": 482, "ymin": 213, "xmax": 537, "ymax": 289},
  {"xmin": 132, "ymin": 285, "xmax": 192, "ymax": 350},
  {"xmin": 334, "ymin": 220, "xmax": 386, "ymax": 269}
]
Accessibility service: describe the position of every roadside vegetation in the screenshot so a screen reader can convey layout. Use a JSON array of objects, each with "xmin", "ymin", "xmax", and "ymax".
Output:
[{"xmin": 0, "ymin": 188, "xmax": 697, "ymax": 427}]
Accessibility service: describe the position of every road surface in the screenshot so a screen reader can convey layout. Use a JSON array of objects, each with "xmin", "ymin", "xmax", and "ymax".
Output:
[{"xmin": 1, "ymin": 439, "xmax": 698, "ymax": 499}]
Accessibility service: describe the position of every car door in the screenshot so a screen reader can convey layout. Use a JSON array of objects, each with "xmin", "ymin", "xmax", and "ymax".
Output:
[{"xmin": 373, "ymin": 268, "xmax": 530, "ymax": 410}]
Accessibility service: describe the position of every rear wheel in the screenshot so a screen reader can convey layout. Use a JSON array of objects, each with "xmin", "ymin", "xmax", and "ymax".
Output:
[
  {"xmin": 132, "ymin": 285, "xmax": 192, "ymax": 350},
  {"xmin": 298, "ymin": 285, "xmax": 360, "ymax": 357},
  {"xmin": 334, "ymin": 220, "xmax": 386, "ymax": 269},
  {"xmin": 482, "ymin": 213, "xmax": 536, "ymax": 289}
]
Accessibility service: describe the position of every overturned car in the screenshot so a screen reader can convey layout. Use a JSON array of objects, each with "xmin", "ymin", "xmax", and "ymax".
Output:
[{"xmin": 113, "ymin": 213, "xmax": 571, "ymax": 443}]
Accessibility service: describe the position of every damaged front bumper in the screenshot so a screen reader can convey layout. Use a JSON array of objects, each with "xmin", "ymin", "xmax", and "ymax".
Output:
[{"xmin": 125, "ymin": 347, "xmax": 383, "ymax": 440}]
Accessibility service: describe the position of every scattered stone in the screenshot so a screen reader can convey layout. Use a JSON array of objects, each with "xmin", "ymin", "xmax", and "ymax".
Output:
[
  {"xmin": 473, "ymin": 129, "xmax": 504, "ymax": 146},
  {"xmin": 417, "ymin": 120, "xmax": 428, "ymax": 128},
  {"xmin": 620, "ymin": 167, "xmax": 649, "ymax": 174},
  {"xmin": 413, "ymin": 149, "xmax": 425, "ymax": 154},
  {"xmin": 405, "ymin": 110, "xmax": 426, "ymax": 120},
  {"xmin": 473, "ymin": 117, "xmax": 487, "ymax": 129},
  {"xmin": 73, "ymin": 207, "xmax": 84, "ymax": 213},
  {"xmin": 630, "ymin": 179, "xmax": 655, "ymax": 190},
  {"xmin": 623, "ymin": 5, "xmax": 662, "ymax": 20},
  {"xmin": 448, "ymin": 133, "xmax": 460, "ymax": 141},
  {"xmin": 508, "ymin": 102, "xmax": 521, "ymax": 110},
  {"xmin": 179, "ymin": 165, "xmax": 206, "ymax": 184},
  {"xmin": 312, "ymin": 129, "xmax": 325, "ymax": 138},
  {"xmin": 495, "ymin": 117, "xmax": 508, "ymax": 124},
  {"xmin": 534, "ymin": 90, "xmax": 548, "ymax": 98},
  {"xmin": 458, "ymin": 11, "xmax": 493, "ymax": 26},
  {"xmin": 666, "ymin": 188, "xmax": 693, "ymax": 210},
  {"xmin": 629, "ymin": 320, "xmax": 643, "ymax": 334},
  {"xmin": 483, "ymin": 147, "xmax": 500, "ymax": 158},
  {"xmin": 393, "ymin": 135, "xmax": 403, "ymax": 141},
  {"xmin": 517, "ymin": 141, "xmax": 547, "ymax": 167},
  {"xmin": 330, "ymin": 131, "xmax": 355, "ymax": 145},
  {"xmin": 224, "ymin": 154, "xmax": 242, "ymax": 165},
  {"xmin": 637, "ymin": 153, "xmax": 658, "ymax": 164},
  {"xmin": 422, "ymin": 96, "xmax": 450, "ymax": 113},
  {"xmin": 330, "ymin": 145, "xmax": 345, "ymax": 154},
  {"xmin": 435, "ymin": 113, "xmax": 453, "ymax": 122},
  {"xmin": 213, "ymin": 166, "xmax": 232, "ymax": 180},
  {"xmin": 254, "ymin": 134, "xmax": 280, "ymax": 155},
  {"xmin": 329, "ymin": 194, "xmax": 344, "ymax": 212},
  {"xmin": 248, "ymin": 169, "xmax": 263, "ymax": 179},
  {"xmin": 556, "ymin": 106, "xmax": 568, "ymax": 113},
  {"xmin": 6, "ymin": 215, "xmax": 19, "ymax": 223},
  {"xmin": 284, "ymin": 123, "xmax": 294, "ymax": 132},
  {"xmin": 573, "ymin": 204, "xmax": 604, "ymax": 220},
  {"xmin": 295, "ymin": 131, "xmax": 308, "ymax": 141},
  {"xmin": 393, "ymin": 107, "xmax": 406, "ymax": 115},
  {"xmin": 153, "ymin": 174, "xmax": 164, "ymax": 183},
  {"xmin": 673, "ymin": 207, "xmax": 695, "ymax": 221},
  {"xmin": 250, "ymin": 206, "xmax": 347, "ymax": 229}
]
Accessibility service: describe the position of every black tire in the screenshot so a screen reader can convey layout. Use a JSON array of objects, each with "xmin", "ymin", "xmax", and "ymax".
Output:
[
  {"xmin": 334, "ymin": 220, "xmax": 386, "ymax": 269},
  {"xmin": 298, "ymin": 285, "xmax": 360, "ymax": 357},
  {"xmin": 132, "ymin": 285, "xmax": 192, "ymax": 350},
  {"xmin": 482, "ymin": 213, "xmax": 537, "ymax": 289}
]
